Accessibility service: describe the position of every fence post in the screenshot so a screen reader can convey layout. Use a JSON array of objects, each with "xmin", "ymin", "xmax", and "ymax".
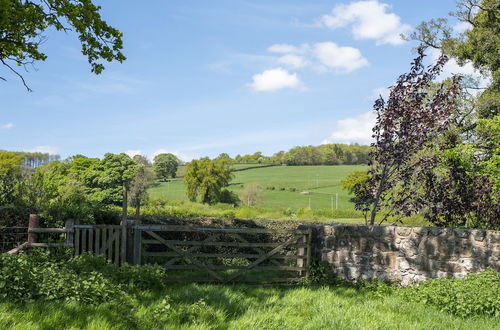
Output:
[
  {"xmin": 297, "ymin": 232, "xmax": 306, "ymax": 276},
  {"xmin": 65, "ymin": 219, "xmax": 75, "ymax": 248},
  {"xmin": 133, "ymin": 219, "xmax": 142, "ymax": 265},
  {"xmin": 27, "ymin": 214, "xmax": 40, "ymax": 244},
  {"xmin": 120, "ymin": 219, "xmax": 127, "ymax": 265}
]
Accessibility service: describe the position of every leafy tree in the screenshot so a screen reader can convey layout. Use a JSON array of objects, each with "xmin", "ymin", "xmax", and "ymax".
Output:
[
  {"xmin": 1, "ymin": 0, "xmax": 125, "ymax": 91},
  {"xmin": 0, "ymin": 151, "xmax": 21, "ymax": 205},
  {"xmin": 184, "ymin": 157, "xmax": 233, "ymax": 204},
  {"xmin": 341, "ymin": 170, "xmax": 371, "ymax": 223},
  {"xmin": 129, "ymin": 156, "xmax": 154, "ymax": 218},
  {"xmin": 409, "ymin": 0, "xmax": 499, "ymax": 119},
  {"xmin": 153, "ymin": 153, "xmax": 179, "ymax": 181},
  {"xmin": 240, "ymin": 183, "xmax": 263, "ymax": 206},
  {"xmin": 98, "ymin": 153, "xmax": 140, "ymax": 219},
  {"xmin": 365, "ymin": 48, "xmax": 461, "ymax": 225}
]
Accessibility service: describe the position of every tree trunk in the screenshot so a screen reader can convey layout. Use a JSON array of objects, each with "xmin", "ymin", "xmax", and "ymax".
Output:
[
  {"xmin": 135, "ymin": 203, "xmax": 140, "ymax": 220},
  {"xmin": 369, "ymin": 165, "xmax": 389, "ymax": 226}
]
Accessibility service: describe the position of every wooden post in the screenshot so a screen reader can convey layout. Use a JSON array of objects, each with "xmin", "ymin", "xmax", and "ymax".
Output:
[
  {"xmin": 120, "ymin": 219, "xmax": 127, "ymax": 265},
  {"xmin": 65, "ymin": 219, "xmax": 75, "ymax": 248},
  {"xmin": 297, "ymin": 233, "xmax": 306, "ymax": 276},
  {"xmin": 27, "ymin": 214, "xmax": 40, "ymax": 244},
  {"xmin": 126, "ymin": 219, "xmax": 136, "ymax": 264},
  {"xmin": 305, "ymin": 228, "xmax": 312, "ymax": 280},
  {"xmin": 133, "ymin": 219, "xmax": 142, "ymax": 265}
]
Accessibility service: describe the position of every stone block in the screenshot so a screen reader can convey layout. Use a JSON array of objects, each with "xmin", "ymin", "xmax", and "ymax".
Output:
[{"xmin": 396, "ymin": 227, "xmax": 412, "ymax": 237}]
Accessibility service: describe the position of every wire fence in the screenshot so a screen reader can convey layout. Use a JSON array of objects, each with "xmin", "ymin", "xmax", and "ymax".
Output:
[{"xmin": 0, "ymin": 227, "xmax": 28, "ymax": 253}]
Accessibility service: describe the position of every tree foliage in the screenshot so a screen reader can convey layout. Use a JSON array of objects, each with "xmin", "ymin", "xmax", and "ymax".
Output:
[
  {"xmin": 364, "ymin": 48, "xmax": 462, "ymax": 225},
  {"xmin": 184, "ymin": 158, "xmax": 233, "ymax": 204},
  {"xmin": 153, "ymin": 153, "xmax": 179, "ymax": 181},
  {"xmin": 0, "ymin": 0, "xmax": 125, "ymax": 91}
]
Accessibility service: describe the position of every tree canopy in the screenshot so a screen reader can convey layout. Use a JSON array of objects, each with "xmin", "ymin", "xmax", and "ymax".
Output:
[
  {"xmin": 0, "ymin": 0, "xmax": 125, "ymax": 91},
  {"xmin": 184, "ymin": 157, "xmax": 233, "ymax": 205},
  {"xmin": 153, "ymin": 153, "xmax": 179, "ymax": 181}
]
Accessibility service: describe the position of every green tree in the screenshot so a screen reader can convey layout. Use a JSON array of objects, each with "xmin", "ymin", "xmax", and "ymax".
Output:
[
  {"xmin": 1, "ymin": 0, "xmax": 125, "ymax": 91},
  {"xmin": 98, "ymin": 153, "xmax": 139, "ymax": 219},
  {"xmin": 341, "ymin": 170, "xmax": 371, "ymax": 223},
  {"xmin": 129, "ymin": 156, "xmax": 154, "ymax": 219},
  {"xmin": 184, "ymin": 158, "xmax": 233, "ymax": 204},
  {"xmin": 153, "ymin": 153, "xmax": 179, "ymax": 181},
  {"xmin": 0, "ymin": 151, "xmax": 22, "ymax": 205}
]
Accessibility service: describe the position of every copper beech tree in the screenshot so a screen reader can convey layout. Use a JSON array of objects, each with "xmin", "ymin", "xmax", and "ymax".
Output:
[{"xmin": 365, "ymin": 47, "xmax": 462, "ymax": 225}]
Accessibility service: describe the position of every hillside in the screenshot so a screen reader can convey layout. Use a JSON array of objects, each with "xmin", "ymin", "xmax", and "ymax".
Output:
[{"xmin": 149, "ymin": 165, "xmax": 366, "ymax": 210}]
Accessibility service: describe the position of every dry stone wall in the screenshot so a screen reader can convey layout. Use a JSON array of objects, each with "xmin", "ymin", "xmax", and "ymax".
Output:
[{"xmin": 300, "ymin": 225, "xmax": 499, "ymax": 285}]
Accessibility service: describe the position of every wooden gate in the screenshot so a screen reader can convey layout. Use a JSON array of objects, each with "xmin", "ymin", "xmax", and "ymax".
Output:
[
  {"xmin": 8, "ymin": 218, "xmax": 313, "ymax": 283},
  {"xmin": 133, "ymin": 224, "xmax": 312, "ymax": 283},
  {"xmin": 72, "ymin": 224, "xmax": 125, "ymax": 265}
]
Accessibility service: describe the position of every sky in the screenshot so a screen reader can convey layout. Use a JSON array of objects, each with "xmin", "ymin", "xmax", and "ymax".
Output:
[{"xmin": 1, "ymin": 0, "xmax": 477, "ymax": 161}]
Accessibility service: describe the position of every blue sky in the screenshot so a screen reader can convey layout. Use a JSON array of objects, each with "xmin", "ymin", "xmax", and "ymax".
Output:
[{"xmin": 1, "ymin": 0, "xmax": 466, "ymax": 161}]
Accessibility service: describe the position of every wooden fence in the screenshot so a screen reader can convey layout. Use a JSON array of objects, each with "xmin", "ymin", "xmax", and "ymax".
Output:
[{"xmin": 5, "ymin": 215, "xmax": 312, "ymax": 283}]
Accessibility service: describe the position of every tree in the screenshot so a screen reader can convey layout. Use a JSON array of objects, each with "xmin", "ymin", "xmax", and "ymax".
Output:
[
  {"xmin": 365, "ymin": 48, "xmax": 461, "ymax": 225},
  {"xmin": 341, "ymin": 170, "xmax": 371, "ymax": 223},
  {"xmin": 0, "ymin": 151, "xmax": 21, "ymax": 205},
  {"xmin": 184, "ymin": 157, "xmax": 233, "ymax": 204},
  {"xmin": 129, "ymin": 156, "xmax": 154, "ymax": 219},
  {"xmin": 153, "ymin": 153, "xmax": 179, "ymax": 181},
  {"xmin": 1, "ymin": 0, "xmax": 125, "ymax": 91},
  {"xmin": 240, "ymin": 183, "xmax": 263, "ymax": 206},
  {"xmin": 409, "ymin": 0, "xmax": 499, "ymax": 119},
  {"xmin": 99, "ymin": 153, "xmax": 139, "ymax": 220}
]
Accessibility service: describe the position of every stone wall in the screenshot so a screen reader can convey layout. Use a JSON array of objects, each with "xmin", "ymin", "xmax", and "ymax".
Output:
[{"xmin": 300, "ymin": 225, "xmax": 499, "ymax": 285}]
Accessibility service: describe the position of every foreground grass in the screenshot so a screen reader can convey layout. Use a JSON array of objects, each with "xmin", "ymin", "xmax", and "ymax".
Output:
[{"xmin": 0, "ymin": 284, "xmax": 497, "ymax": 330}]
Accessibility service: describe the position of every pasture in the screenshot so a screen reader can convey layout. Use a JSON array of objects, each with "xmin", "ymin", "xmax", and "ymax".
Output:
[{"xmin": 149, "ymin": 165, "xmax": 367, "ymax": 210}]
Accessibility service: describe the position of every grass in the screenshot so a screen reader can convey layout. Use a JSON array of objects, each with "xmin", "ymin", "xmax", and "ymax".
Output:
[
  {"xmin": 149, "ymin": 165, "xmax": 367, "ymax": 210},
  {"xmin": 0, "ymin": 284, "xmax": 496, "ymax": 329}
]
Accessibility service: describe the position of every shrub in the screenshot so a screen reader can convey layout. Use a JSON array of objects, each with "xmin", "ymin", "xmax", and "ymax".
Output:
[{"xmin": 401, "ymin": 269, "xmax": 500, "ymax": 318}]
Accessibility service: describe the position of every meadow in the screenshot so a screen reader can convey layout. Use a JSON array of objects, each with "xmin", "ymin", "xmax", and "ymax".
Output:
[{"xmin": 149, "ymin": 165, "xmax": 367, "ymax": 210}]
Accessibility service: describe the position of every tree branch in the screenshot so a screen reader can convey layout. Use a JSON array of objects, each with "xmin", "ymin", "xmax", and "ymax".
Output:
[{"xmin": 0, "ymin": 59, "xmax": 33, "ymax": 92}]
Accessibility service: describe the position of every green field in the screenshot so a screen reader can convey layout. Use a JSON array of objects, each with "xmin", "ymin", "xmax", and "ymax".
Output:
[{"xmin": 149, "ymin": 165, "xmax": 367, "ymax": 210}]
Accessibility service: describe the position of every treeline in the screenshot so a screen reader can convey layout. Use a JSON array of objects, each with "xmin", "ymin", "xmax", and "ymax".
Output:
[
  {"xmin": 229, "ymin": 144, "xmax": 370, "ymax": 166},
  {"xmin": 0, "ymin": 152, "xmax": 151, "ymax": 227},
  {"xmin": 0, "ymin": 151, "xmax": 61, "ymax": 168}
]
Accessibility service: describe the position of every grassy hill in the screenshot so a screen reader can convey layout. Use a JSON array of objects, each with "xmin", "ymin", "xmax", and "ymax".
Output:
[{"xmin": 149, "ymin": 165, "xmax": 366, "ymax": 210}]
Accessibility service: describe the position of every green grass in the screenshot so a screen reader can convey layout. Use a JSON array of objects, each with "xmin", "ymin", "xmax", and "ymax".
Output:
[
  {"xmin": 149, "ymin": 165, "xmax": 367, "ymax": 210},
  {"xmin": 0, "ymin": 284, "xmax": 496, "ymax": 329}
]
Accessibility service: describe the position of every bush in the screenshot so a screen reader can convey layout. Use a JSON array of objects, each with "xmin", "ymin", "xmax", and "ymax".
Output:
[
  {"xmin": 0, "ymin": 249, "xmax": 168, "ymax": 304},
  {"xmin": 401, "ymin": 269, "xmax": 500, "ymax": 318}
]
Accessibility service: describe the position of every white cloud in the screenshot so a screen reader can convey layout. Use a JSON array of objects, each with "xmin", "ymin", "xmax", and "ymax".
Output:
[
  {"xmin": 318, "ymin": 0, "xmax": 410, "ymax": 45},
  {"xmin": 26, "ymin": 146, "xmax": 59, "ymax": 154},
  {"xmin": 323, "ymin": 112, "xmax": 376, "ymax": 144},
  {"xmin": 428, "ymin": 48, "xmax": 490, "ymax": 89},
  {"xmin": 1, "ymin": 123, "xmax": 14, "ymax": 129},
  {"xmin": 267, "ymin": 44, "xmax": 302, "ymax": 54},
  {"xmin": 248, "ymin": 68, "xmax": 302, "ymax": 92},
  {"xmin": 151, "ymin": 149, "xmax": 198, "ymax": 162},
  {"xmin": 313, "ymin": 42, "xmax": 369, "ymax": 73},
  {"xmin": 277, "ymin": 54, "xmax": 309, "ymax": 68},
  {"xmin": 453, "ymin": 21, "xmax": 472, "ymax": 34},
  {"xmin": 125, "ymin": 150, "xmax": 142, "ymax": 157},
  {"xmin": 370, "ymin": 87, "xmax": 390, "ymax": 100}
]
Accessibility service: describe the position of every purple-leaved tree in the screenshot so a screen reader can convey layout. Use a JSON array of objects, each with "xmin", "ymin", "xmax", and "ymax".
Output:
[{"xmin": 366, "ymin": 47, "xmax": 462, "ymax": 225}]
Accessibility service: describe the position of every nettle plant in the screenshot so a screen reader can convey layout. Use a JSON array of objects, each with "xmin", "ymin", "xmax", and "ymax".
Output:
[{"xmin": 365, "ymin": 47, "xmax": 462, "ymax": 225}]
